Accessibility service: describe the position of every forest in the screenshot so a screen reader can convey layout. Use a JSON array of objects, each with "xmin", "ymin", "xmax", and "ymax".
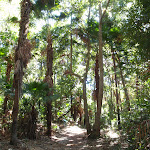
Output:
[{"xmin": 0, "ymin": 0, "xmax": 149, "ymax": 149}]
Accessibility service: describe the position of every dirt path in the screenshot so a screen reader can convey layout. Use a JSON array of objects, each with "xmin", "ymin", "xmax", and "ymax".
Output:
[
  {"xmin": 52, "ymin": 125, "xmax": 87, "ymax": 149},
  {"xmin": 0, "ymin": 125, "xmax": 128, "ymax": 150}
]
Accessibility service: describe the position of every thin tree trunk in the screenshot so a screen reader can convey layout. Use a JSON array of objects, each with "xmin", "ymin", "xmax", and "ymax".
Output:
[
  {"xmin": 70, "ymin": 13, "xmax": 73, "ymax": 119},
  {"xmin": 70, "ymin": 12, "xmax": 73, "ymax": 72},
  {"xmin": 83, "ymin": 35, "xmax": 91, "ymax": 134},
  {"xmin": 94, "ymin": 53, "xmax": 100, "ymax": 129},
  {"xmin": 54, "ymin": 74, "xmax": 57, "ymax": 120},
  {"xmin": 64, "ymin": 0, "xmax": 92, "ymax": 135},
  {"xmin": 71, "ymin": 94, "xmax": 73, "ymax": 117},
  {"xmin": 104, "ymin": 58, "xmax": 115, "ymax": 126},
  {"xmin": 45, "ymin": 31, "xmax": 53, "ymax": 137},
  {"xmin": 109, "ymin": 85, "xmax": 113, "ymax": 126},
  {"xmin": 46, "ymin": 101, "xmax": 52, "ymax": 136},
  {"xmin": 3, "ymin": 56, "xmax": 13, "ymax": 133},
  {"xmin": 115, "ymin": 53, "xmax": 130, "ymax": 111},
  {"xmin": 136, "ymin": 74, "xmax": 139, "ymax": 110},
  {"xmin": 111, "ymin": 48, "xmax": 121, "ymax": 129},
  {"xmin": 83, "ymin": 78, "xmax": 91, "ymax": 134},
  {"xmin": 95, "ymin": 54, "xmax": 99, "ymax": 105},
  {"xmin": 82, "ymin": 1, "xmax": 91, "ymax": 135},
  {"xmin": 118, "ymin": 81, "xmax": 123, "ymax": 111},
  {"xmin": 10, "ymin": 0, "xmax": 32, "ymax": 145},
  {"xmin": 3, "ymin": 56, "xmax": 13, "ymax": 113},
  {"xmin": 96, "ymin": 2, "xmax": 104, "ymax": 136}
]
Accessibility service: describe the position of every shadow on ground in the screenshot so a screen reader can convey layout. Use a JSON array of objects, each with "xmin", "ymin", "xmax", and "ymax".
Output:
[{"xmin": 0, "ymin": 125, "xmax": 128, "ymax": 150}]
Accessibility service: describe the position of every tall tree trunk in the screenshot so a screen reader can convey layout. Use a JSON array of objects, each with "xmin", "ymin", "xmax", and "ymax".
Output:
[
  {"xmin": 82, "ymin": 1, "xmax": 91, "ymax": 135},
  {"xmin": 70, "ymin": 12, "xmax": 73, "ymax": 72},
  {"xmin": 45, "ymin": 31, "xmax": 53, "ymax": 137},
  {"xmin": 109, "ymin": 85, "xmax": 113, "ymax": 126},
  {"xmin": 116, "ymin": 53, "xmax": 130, "ymax": 111},
  {"xmin": 95, "ymin": 54, "xmax": 99, "ymax": 105},
  {"xmin": 94, "ymin": 53, "xmax": 100, "ymax": 129},
  {"xmin": 95, "ymin": 2, "xmax": 104, "ymax": 137},
  {"xmin": 88, "ymin": 2, "xmax": 103, "ymax": 139},
  {"xmin": 89, "ymin": 0, "xmax": 110, "ymax": 138},
  {"xmin": 10, "ymin": 0, "xmax": 32, "ymax": 145},
  {"xmin": 70, "ymin": 13, "xmax": 73, "ymax": 118},
  {"xmin": 90, "ymin": 52, "xmax": 102, "ymax": 138},
  {"xmin": 83, "ymin": 35, "xmax": 91, "ymax": 134},
  {"xmin": 111, "ymin": 48, "xmax": 121, "ymax": 129},
  {"xmin": 89, "ymin": 2, "xmax": 103, "ymax": 139}
]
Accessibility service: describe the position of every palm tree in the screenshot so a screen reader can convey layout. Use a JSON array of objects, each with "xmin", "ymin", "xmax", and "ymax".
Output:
[{"xmin": 10, "ymin": 0, "xmax": 32, "ymax": 145}]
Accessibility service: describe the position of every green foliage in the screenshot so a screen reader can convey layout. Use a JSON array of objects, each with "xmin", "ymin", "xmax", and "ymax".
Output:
[
  {"xmin": 0, "ymin": 31, "xmax": 16, "ymax": 58},
  {"xmin": 121, "ymin": 78, "xmax": 150, "ymax": 149},
  {"xmin": 52, "ymin": 25, "xmax": 70, "ymax": 54},
  {"xmin": 0, "ymin": 77, "xmax": 14, "ymax": 97},
  {"xmin": 57, "ymin": 75, "xmax": 76, "ymax": 98},
  {"xmin": 0, "ymin": 96, "xmax": 3, "ymax": 106},
  {"xmin": 124, "ymin": 0, "xmax": 150, "ymax": 61},
  {"xmin": 52, "ymin": 11, "xmax": 69, "ymax": 20},
  {"xmin": 87, "ymin": 18, "xmax": 99, "ymax": 43},
  {"xmin": 32, "ymin": 0, "xmax": 59, "ymax": 18},
  {"xmin": 102, "ymin": 16, "xmax": 113, "ymax": 42},
  {"xmin": 109, "ymin": 27, "xmax": 120, "ymax": 39},
  {"xmin": 0, "ymin": 0, "xmax": 150, "ymax": 144},
  {"xmin": 9, "ymin": 16, "xmax": 19, "ymax": 23},
  {"xmin": 23, "ymin": 81, "xmax": 56, "ymax": 104}
]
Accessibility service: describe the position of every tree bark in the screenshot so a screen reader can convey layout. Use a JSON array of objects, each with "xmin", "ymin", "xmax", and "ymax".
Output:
[
  {"xmin": 66, "ymin": 1, "xmax": 92, "ymax": 134},
  {"xmin": 83, "ymin": 78, "xmax": 91, "ymax": 134},
  {"xmin": 95, "ymin": 54, "xmax": 99, "ymax": 105},
  {"xmin": 45, "ymin": 31, "xmax": 53, "ymax": 137},
  {"xmin": 70, "ymin": 12, "xmax": 73, "ymax": 72},
  {"xmin": 71, "ymin": 94, "xmax": 73, "ymax": 117},
  {"xmin": 10, "ymin": 0, "xmax": 32, "ymax": 145},
  {"xmin": 96, "ymin": 2, "xmax": 104, "ymax": 137},
  {"xmin": 82, "ymin": 1, "xmax": 92, "ymax": 134},
  {"xmin": 111, "ymin": 48, "xmax": 121, "ymax": 129},
  {"xmin": 89, "ymin": 1, "xmax": 104, "ymax": 139}
]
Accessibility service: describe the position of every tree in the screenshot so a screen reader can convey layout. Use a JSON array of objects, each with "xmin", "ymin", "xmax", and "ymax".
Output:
[
  {"xmin": 62, "ymin": 0, "xmax": 93, "ymax": 134},
  {"xmin": 10, "ymin": 0, "xmax": 32, "ymax": 145},
  {"xmin": 115, "ymin": 52, "xmax": 130, "ymax": 111},
  {"xmin": 125, "ymin": 0, "xmax": 150, "ymax": 62},
  {"xmin": 89, "ymin": 0, "xmax": 110, "ymax": 138},
  {"xmin": 44, "ymin": 30, "xmax": 53, "ymax": 137},
  {"xmin": 111, "ymin": 47, "xmax": 121, "ymax": 129},
  {"xmin": 89, "ymin": 1, "xmax": 103, "ymax": 138},
  {"xmin": 0, "ymin": 0, "xmax": 149, "ymax": 148}
]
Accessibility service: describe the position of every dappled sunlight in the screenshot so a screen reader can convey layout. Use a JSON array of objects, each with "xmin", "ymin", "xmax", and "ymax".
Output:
[
  {"xmin": 52, "ymin": 125, "xmax": 86, "ymax": 146},
  {"xmin": 96, "ymin": 144, "xmax": 103, "ymax": 148},
  {"xmin": 106, "ymin": 130, "xmax": 120, "ymax": 139},
  {"xmin": 52, "ymin": 135, "xmax": 68, "ymax": 142},
  {"xmin": 62, "ymin": 125, "xmax": 86, "ymax": 136},
  {"xmin": 51, "ymin": 125, "xmax": 124, "ymax": 149}
]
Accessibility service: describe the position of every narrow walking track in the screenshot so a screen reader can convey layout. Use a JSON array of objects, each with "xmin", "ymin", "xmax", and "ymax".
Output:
[
  {"xmin": 52, "ymin": 125, "xmax": 87, "ymax": 149},
  {"xmin": 51, "ymin": 125, "xmax": 127, "ymax": 150},
  {"xmin": 0, "ymin": 125, "xmax": 128, "ymax": 150}
]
